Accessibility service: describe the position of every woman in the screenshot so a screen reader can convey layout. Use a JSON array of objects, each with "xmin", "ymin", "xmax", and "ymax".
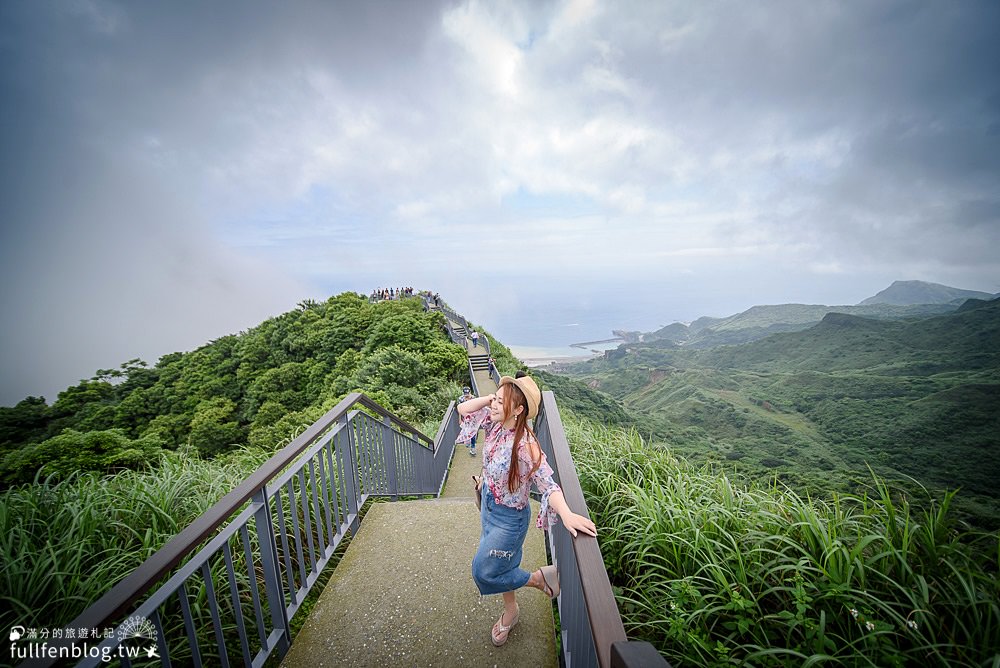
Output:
[{"xmin": 456, "ymin": 372, "xmax": 597, "ymax": 647}]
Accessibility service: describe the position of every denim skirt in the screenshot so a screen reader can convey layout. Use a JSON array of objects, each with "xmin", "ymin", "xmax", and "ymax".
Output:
[{"xmin": 471, "ymin": 489, "xmax": 532, "ymax": 595}]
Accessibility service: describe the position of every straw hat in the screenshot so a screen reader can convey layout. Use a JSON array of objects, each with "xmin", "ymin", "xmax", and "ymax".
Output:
[{"xmin": 499, "ymin": 372, "xmax": 541, "ymax": 420}]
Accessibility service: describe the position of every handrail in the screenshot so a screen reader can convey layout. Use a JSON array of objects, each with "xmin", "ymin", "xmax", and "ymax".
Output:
[
  {"xmin": 29, "ymin": 296, "xmax": 668, "ymax": 668},
  {"xmin": 443, "ymin": 311, "xmax": 468, "ymax": 347},
  {"xmin": 430, "ymin": 401, "xmax": 461, "ymax": 497},
  {"xmin": 36, "ymin": 392, "xmax": 446, "ymax": 667},
  {"xmin": 467, "ymin": 359, "xmax": 480, "ymax": 396},
  {"xmin": 535, "ymin": 391, "xmax": 670, "ymax": 668}
]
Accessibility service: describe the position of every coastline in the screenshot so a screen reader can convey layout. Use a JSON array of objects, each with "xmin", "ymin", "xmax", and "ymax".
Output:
[
  {"xmin": 519, "ymin": 354, "xmax": 598, "ymax": 368},
  {"xmin": 569, "ymin": 337, "xmax": 625, "ymax": 350},
  {"xmin": 509, "ymin": 338, "xmax": 623, "ymax": 369}
]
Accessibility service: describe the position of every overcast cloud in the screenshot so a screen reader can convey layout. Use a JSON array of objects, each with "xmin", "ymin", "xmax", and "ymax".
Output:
[{"xmin": 2, "ymin": 0, "xmax": 999, "ymax": 405}]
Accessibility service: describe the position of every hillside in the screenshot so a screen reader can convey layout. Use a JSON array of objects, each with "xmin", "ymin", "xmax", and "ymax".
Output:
[
  {"xmin": 651, "ymin": 302, "xmax": 957, "ymax": 348},
  {"xmin": 560, "ymin": 298, "xmax": 1000, "ymax": 527},
  {"xmin": 634, "ymin": 280, "xmax": 990, "ymax": 350},
  {"xmin": 0, "ymin": 294, "xmax": 470, "ymax": 484},
  {"xmin": 2, "ymin": 295, "xmax": 997, "ymax": 668},
  {"xmin": 860, "ymin": 279, "xmax": 997, "ymax": 305}
]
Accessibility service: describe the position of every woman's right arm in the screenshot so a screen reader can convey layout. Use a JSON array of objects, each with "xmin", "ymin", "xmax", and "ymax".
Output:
[{"xmin": 457, "ymin": 392, "xmax": 494, "ymax": 417}]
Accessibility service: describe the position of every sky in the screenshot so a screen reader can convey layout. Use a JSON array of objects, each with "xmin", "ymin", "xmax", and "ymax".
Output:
[{"xmin": 2, "ymin": 0, "xmax": 999, "ymax": 405}]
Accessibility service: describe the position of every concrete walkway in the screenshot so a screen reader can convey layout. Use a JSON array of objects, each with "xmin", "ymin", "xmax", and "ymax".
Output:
[{"xmin": 280, "ymin": 313, "xmax": 557, "ymax": 668}]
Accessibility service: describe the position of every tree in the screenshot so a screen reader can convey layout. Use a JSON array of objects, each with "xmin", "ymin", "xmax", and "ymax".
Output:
[
  {"xmin": 244, "ymin": 362, "xmax": 314, "ymax": 418},
  {"xmin": 422, "ymin": 339, "xmax": 468, "ymax": 382},
  {"xmin": 188, "ymin": 398, "xmax": 243, "ymax": 457},
  {"xmin": 362, "ymin": 314, "xmax": 432, "ymax": 354},
  {"xmin": 0, "ymin": 397, "xmax": 50, "ymax": 451},
  {"xmin": 353, "ymin": 346, "xmax": 426, "ymax": 389},
  {"xmin": 0, "ymin": 428, "xmax": 164, "ymax": 484}
]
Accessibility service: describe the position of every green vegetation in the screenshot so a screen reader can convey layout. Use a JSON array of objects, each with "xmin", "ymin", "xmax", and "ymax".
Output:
[
  {"xmin": 3, "ymin": 288, "xmax": 998, "ymax": 667},
  {"xmin": 561, "ymin": 299, "xmax": 1000, "ymax": 528},
  {"xmin": 532, "ymin": 368, "xmax": 637, "ymax": 429},
  {"xmin": 645, "ymin": 303, "xmax": 959, "ymax": 348},
  {"xmin": 859, "ymin": 279, "xmax": 996, "ymax": 306},
  {"xmin": 1, "ymin": 444, "xmax": 376, "ymax": 667},
  {"xmin": 1, "ymin": 446, "xmax": 274, "ymax": 632},
  {"xmin": 0, "ymin": 292, "xmax": 466, "ymax": 655},
  {"xmin": 567, "ymin": 416, "xmax": 1000, "ymax": 667},
  {"xmin": 0, "ymin": 293, "xmax": 465, "ymax": 484}
]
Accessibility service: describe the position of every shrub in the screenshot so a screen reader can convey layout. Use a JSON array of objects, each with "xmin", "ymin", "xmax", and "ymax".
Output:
[{"xmin": 0, "ymin": 429, "xmax": 164, "ymax": 484}]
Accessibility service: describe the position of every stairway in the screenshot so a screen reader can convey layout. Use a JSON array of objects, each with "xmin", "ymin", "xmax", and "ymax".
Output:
[{"xmin": 469, "ymin": 353, "xmax": 489, "ymax": 371}]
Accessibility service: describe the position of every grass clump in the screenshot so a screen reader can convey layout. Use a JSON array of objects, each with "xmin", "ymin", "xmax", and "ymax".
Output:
[
  {"xmin": 1, "ymin": 445, "xmax": 273, "ymax": 631},
  {"xmin": 566, "ymin": 416, "xmax": 1000, "ymax": 667}
]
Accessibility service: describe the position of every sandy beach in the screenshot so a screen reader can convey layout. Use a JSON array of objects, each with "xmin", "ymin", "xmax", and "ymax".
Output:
[
  {"xmin": 519, "ymin": 353, "xmax": 598, "ymax": 368},
  {"xmin": 508, "ymin": 344, "xmax": 601, "ymax": 369}
]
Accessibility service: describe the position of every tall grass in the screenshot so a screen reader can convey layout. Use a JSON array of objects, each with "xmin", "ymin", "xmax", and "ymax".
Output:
[
  {"xmin": 2, "ymin": 428, "xmax": 394, "ymax": 667},
  {"xmin": 566, "ymin": 416, "xmax": 1000, "ymax": 667},
  {"xmin": 1, "ymin": 445, "xmax": 272, "ymax": 633}
]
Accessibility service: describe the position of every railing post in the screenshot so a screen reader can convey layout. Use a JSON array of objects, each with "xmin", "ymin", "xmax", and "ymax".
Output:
[
  {"xmin": 611, "ymin": 641, "xmax": 671, "ymax": 668},
  {"xmin": 252, "ymin": 487, "xmax": 291, "ymax": 659},
  {"xmin": 338, "ymin": 414, "xmax": 361, "ymax": 535},
  {"xmin": 382, "ymin": 415, "xmax": 398, "ymax": 497},
  {"xmin": 468, "ymin": 360, "xmax": 480, "ymax": 395}
]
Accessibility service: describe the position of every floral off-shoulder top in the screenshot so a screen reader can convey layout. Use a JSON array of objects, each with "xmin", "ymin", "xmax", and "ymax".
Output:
[{"xmin": 457, "ymin": 406, "xmax": 561, "ymax": 529}]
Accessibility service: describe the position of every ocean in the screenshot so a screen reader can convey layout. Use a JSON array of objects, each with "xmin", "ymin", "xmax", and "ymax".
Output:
[{"xmin": 474, "ymin": 284, "xmax": 670, "ymax": 364}]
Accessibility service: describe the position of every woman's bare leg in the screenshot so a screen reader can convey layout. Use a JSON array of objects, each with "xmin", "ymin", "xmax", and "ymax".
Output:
[
  {"xmin": 502, "ymin": 590, "xmax": 518, "ymax": 620},
  {"xmin": 523, "ymin": 569, "xmax": 544, "ymax": 592}
]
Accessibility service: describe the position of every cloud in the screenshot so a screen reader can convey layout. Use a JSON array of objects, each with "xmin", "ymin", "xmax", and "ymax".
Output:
[{"xmin": 2, "ymin": 0, "xmax": 999, "ymax": 403}]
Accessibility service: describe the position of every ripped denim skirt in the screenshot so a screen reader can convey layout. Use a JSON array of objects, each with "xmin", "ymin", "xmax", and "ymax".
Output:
[{"xmin": 471, "ymin": 488, "xmax": 532, "ymax": 595}]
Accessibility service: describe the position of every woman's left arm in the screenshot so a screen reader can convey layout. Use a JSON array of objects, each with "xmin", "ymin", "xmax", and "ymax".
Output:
[
  {"xmin": 527, "ymin": 440, "xmax": 597, "ymax": 538},
  {"xmin": 546, "ymin": 490, "xmax": 597, "ymax": 538}
]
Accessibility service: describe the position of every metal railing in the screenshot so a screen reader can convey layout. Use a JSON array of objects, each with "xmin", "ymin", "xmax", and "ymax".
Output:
[
  {"xmin": 535, "ymin": 391, "xmax": 670, "ymax": 668},
  {"xmin": 467, "ymin": 359, "xmax": 481, "ymax": 396},
  {"xmin": 29, "ymin": 296, "xmax": 668, "ymax": 668},
  {"xmin": 32, "ymin": 393, "xmax": 458, "ymax": 668},
  {"xmin": 442, "ymin": 313, "xmax": 467, "ymax": 347}
]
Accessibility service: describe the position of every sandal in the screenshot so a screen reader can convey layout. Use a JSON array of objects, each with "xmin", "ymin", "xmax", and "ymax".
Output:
[
  {"xmin": 491, "ymin": 606, "xmax": 519, "ymax": 646},
  {"xmin": 539, "ymin": 564, "xmax": 560, "ymax": 599}
]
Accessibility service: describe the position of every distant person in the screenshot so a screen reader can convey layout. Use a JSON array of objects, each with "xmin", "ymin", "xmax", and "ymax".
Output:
[
  {"xmin": 470, "ymin": 330, "xmax": 480, "ymax": 347},
  {"xmin": 456, "ymin": 372, "xmax": 597, "ymax": 646},
  {"xmin": 457, "ymin": 386, "xmax": 477, "ymax": 456}
]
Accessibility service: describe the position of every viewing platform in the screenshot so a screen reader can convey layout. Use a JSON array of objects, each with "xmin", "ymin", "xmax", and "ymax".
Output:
[{"xmin": 32, "ymin": 296, "xmax": 668, "ymax": 668}]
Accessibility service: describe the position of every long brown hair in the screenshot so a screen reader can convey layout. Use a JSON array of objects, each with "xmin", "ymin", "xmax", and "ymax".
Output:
[{"xmin": 502, "ymin": 383, "xmax": 540, "ymax": 492}]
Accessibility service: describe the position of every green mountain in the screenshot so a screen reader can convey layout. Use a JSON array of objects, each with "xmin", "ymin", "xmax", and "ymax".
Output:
[
  {"xmin": 859, "ymin": 279, "xmax": 997, "ymax": 305},
  {"xmin": 0, "ymin": 294, "xmax": 471, "ymax": 485},
  {"xmin": 633, "ymin": 281, "xmax": 994, "ymax": 350},
  {"xmin": 646, "ymin": 302, "xmax": 958, "ymax": 348},
  {"xmin": 560, "ymin": 298, "xmax": 1000, "ymax": 527}
]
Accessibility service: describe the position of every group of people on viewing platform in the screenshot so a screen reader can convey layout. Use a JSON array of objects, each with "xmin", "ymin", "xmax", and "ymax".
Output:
[{"xmin": 369, "ymin": 286, "xmax": 414, "ymax": 302}]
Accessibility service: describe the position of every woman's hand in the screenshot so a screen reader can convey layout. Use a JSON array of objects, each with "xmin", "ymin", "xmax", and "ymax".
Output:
[
  {"xmin": 561, "ymin": 511, "xmax": 597, "ymax": 538},
  {"xmin": 458, "ymin": 393, "xmax": 495, "ymax": 417}
]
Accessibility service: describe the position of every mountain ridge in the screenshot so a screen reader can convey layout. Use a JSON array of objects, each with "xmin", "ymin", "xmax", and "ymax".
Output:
[
  {"xmin": 630, "ymin": 280, "xmax": 996, "ymax": 350},
  {"xmin": 556, "ymin": 296, "xmax": 1000, "ymax": 527},
  {"xmin": 859, "ymin": 279, "xmax": 996, "ymax": 306}
]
